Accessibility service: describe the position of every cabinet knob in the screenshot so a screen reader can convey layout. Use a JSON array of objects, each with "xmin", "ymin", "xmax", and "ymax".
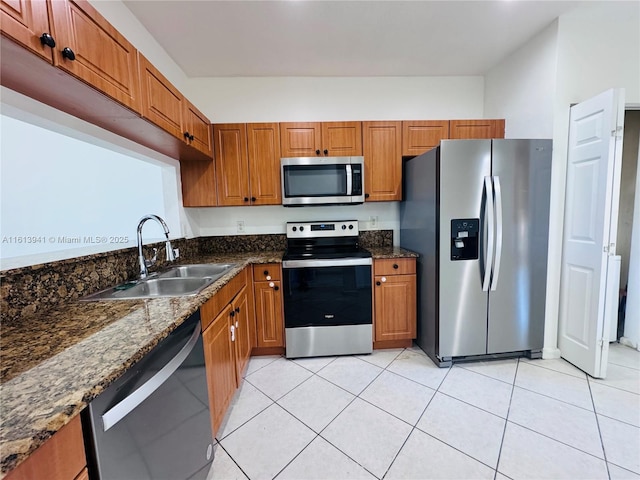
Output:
[
  {"xmin": 381, "ymin": 276, "xmax": 387, "ymax": 283},
  {"xmin": 183, "ymin": 131, "xmax": 190, "ymax": 140},
  {"xmin": 61, "ymin": 47, "xmax": 76, "ymax": 61},
  {"xmin": 376, "ymin": 281, "xmax": 381, "ymax": 286},
  {"xmin": 40, "ymin": 33, "xmax": 55, "ymax": 48},
  {"xmin": 269, "ymin": 281, "xmax": 275, "ymax": 288},
  {"xmin": 230, "ymin": 310, "xmax": 235, "ymax": 317},
  {"xmin": 365, "ymin": 193, "xmax": 370, "ymax": 199},
  {"xmin": 244, "ymin": 197, "xmax": 249, "ymax": 202},
  {"xmin": 323, "ymin": 149, "xmax": 328, "ymax": 155},
  {"xmin": 189, "ymin": 134, "xmax": 195, "ymax": 141},
  {"xmin": 393, "ymin": 264, "xmax": 399, "ymax": 269},
  {"xmin": 315, "ymin": 149, "xmax": 321, "ymax": 155},
  {"xmin": 274, "ymin": 285, "xmax": 280, "ymax": 291},
  {"xmin": 264, "ymin": 270, "xmax": 269, "ymax": 276},
  {"xmin": 251, "ymin": 197, "xmax": 256, "ymax": 202},
  {"xmin": 235, "ymin": 307, "xmax": 240, "ymax": 313}
]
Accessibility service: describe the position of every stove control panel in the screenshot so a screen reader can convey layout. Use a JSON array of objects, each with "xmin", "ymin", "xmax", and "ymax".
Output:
[{"xmin": 287, "ymin": 220, "xmax": 359, "ymax": 238}]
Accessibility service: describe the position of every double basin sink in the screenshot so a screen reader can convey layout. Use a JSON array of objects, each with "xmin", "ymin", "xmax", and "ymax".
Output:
[{"xmin": 81, "ymin": 263, "xmax": 236, "ymax": 301}]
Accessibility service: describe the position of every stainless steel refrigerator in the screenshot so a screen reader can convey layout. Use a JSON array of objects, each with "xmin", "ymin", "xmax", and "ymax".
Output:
[{"xmin": 400, "ymin": 139, "xmax": 552, "ymax": 367}]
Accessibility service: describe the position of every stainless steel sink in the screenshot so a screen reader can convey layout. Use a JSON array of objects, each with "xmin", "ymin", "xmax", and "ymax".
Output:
[
  {"xmin": 157, "ymin": 263, "xmax": 236, "ymax": 279},
  {"xmin": 80, "ymin": 263, "xmax": 236, "ymax": 301}
]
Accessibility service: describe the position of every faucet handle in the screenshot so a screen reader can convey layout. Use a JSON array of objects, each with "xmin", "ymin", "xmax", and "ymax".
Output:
[{"xmin": 145, "ymin": 247, "xmax": 158, "ymax": 268}]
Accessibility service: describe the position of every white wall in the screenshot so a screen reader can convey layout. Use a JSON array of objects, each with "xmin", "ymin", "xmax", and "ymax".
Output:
[
  {"xmin": 0, "ymin": 89, "xmax": 185, "ymax": 270},
  {"xmin": 185, "ymin": 76, "xmax": 484, "ymax": 239},
  {"xmin": 484, "ymin": 21, "xmax": 558, "ymax": 139}
]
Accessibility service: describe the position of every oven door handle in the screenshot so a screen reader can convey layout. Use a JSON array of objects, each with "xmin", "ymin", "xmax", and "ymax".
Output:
[
  {"xmin": 282, "ymin": 258, "xmax": 373, "ymax": 268},
  {"xmin": 101, "ymin": 321, "xmax": 201, "ymax": 432}
]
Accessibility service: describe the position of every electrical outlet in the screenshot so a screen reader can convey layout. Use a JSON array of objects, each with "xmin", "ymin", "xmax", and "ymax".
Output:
[
  {"xmin": 237, "ymin": 221, "xmax": 245, "ymax": 233},
  {"xmin": 370, "ymin": 216, "xmax": 378, "ymax": 228}
]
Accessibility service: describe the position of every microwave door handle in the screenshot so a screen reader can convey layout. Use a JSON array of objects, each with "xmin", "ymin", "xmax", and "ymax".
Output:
[{"xmin": 346, "ymin": 164, "xmax": 352, "ymax": 195}]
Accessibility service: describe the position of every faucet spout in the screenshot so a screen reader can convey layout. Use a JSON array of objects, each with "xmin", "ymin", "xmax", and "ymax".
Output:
[{"xmin": 137, "ymin": 214, "xmax": 175, "ymax": 278}]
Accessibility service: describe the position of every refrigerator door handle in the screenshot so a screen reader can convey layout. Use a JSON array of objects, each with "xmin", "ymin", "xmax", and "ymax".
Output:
[
  {"xmin": 483, "ymin": 176, "xmax": 495, "ymax": 292},
  {"xmin": 491, "ymin": 176, "xmax": 503, "ymax": 291}
]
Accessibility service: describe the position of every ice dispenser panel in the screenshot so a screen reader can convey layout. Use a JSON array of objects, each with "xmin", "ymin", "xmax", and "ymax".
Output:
[{"xmin": 451, "ymin": 218, "xmax": 479, "ymax": 261}]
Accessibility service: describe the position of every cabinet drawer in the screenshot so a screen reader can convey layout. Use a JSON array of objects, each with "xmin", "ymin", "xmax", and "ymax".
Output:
[
  {"xmin": 253, "ymin": 264, "xmax": 281, "ymax": 282},
  {"xmin": 201, "ymin": 267, "xmax": 247, "ymax": 331},
  {"xmin": 374, "ymin": 258, "xmax": 416, "ymax": 276}
]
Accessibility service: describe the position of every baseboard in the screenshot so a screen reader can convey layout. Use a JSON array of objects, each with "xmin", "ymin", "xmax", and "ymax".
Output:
[
  {"xmin": 374, "ymin": 339, "xmax": 413, "ymax": 349},
  {"xmin": 619, "ymin": 336, "xmax": 639, "ymax": 349},
  {"xmin": 542, "ymin": 347, "xmax": 561, "ymax": 359},
  {"xmin": 251, "ymin": 347, "xmax": 285, "ymax": 356}
]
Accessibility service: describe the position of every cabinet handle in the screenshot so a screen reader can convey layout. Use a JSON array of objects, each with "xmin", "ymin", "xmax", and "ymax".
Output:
[
  {"xmin": 40, "ymin": 33, "xmax": 56, "ymax": 48},
  {"xmin": 235, "ymin": 307, "xmax": 240, "ymax": 313},
  {"xmin": 251, "ymin": 197, "xmax": 256, "ymax": 202},
  {"xmin": 393, "ymin": 264, "xmax": 399, "ymax": 269},
  {"xmin": 381, "ymin": 276, "xmax": 387, "ymax": 283},
  {"xmin": 264, "ymin": 270, "xmax": 269, "ymax": 276},
  {"xmin": 315, "ymin": 149, "xmax": 321, "ymax": 155},
  {"xmin": 365, "ymin": 193, "xmax": 370, "ymax": 199},
  {"xmin": 183, "ymin": 131, "xmax": 190, "ymax": 140},
  {"xmin": 244, "ymin": 197, "xmax": 249, "ymax": 202},
  {"xmin": 323, "ymin": 149, "xmax": 328, "ymax": 155},
  {"xmin": 230, "ymin": 310, "xmax": 235, "ymax": 317},
  {"xmin": 189, "ymin": 134, "xmax": 195, "ymax": 141},
  {"xmin": 274, "ymin": 286, "xmax": 280, "ymax": 291},
  {"xmin": 376, "ymin": 281, "xmax": 381, "ymax": 286},
  {"xmin": 61, "ymin": 47, "xmax": 76, "ymax": 61}
]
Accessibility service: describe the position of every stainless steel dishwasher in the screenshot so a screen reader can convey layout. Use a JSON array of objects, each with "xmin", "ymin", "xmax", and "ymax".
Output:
[{"xmin": 85, "ymin": 311, "xmax": 214, "ymax": 479}]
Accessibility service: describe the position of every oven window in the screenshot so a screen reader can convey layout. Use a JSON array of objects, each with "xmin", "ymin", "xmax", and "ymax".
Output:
[
  {"xmin": 283, "ymin": 165, "xmax": 347, "ymax": 197},
  {"xmin": 283, "ymin": 265, "xmax": 372, "ymax": 327}
]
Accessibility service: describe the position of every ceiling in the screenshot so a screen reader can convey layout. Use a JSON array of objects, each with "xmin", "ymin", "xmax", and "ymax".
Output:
[{"xmin": 122, "ymin": 0, "xmax": 590, "ymax": 77}]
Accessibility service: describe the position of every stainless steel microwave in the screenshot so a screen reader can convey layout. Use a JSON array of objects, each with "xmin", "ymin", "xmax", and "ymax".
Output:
[{"xmin": 281, "ymin": 156, "xmax": 365, "ymax": 206}]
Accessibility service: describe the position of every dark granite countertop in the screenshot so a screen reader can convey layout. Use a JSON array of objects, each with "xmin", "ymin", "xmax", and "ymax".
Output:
[{"xmin": 0, "ymin": 246, "xmax": 417, "ymax": 476}]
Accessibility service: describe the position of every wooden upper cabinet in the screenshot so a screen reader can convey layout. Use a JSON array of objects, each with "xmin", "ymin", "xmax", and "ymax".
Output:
[
  {"xmin": 280, "ymin": 122, "xmax": 322, "ymax": 157},
  {"xmin": 321, "ymin": 121, "xmax": 362, "ymax": 156},
  {"xmin": 247, "ymin": 123, "xmax": 282, "ymax": 205},
  {"xmin": 280, "ymin": 121, "xmax": 362, "ymax": 157},
  {"xmin": 48, "ymin": 0, "xmax": 141, "ymax": 112},
  {"xmin": 138, "ymin": 53, "xmax": 183, "ymax": 139},
  {"xmin": 449, "ymin": 119, "xmax": 505, "ymax": 139},
  {"xmin": 184, "ymin": 99, "xmax": 212, "ymax": 157},
  {"xmin": 402, "ymin": 120, "xmax": 449, "ymax": 156},
  {"xmin": 363, "ymin": 121, "xmax": 402, "ymax": 202},
  {"xmin": 0, "ymin": 0, "xmax": 54, "ymax": 62},
  {"xmin": 214, "ymin": 123, "xmax": 250, "ymax": 206},
  {"xmin": 180, "ymin": 160, "xmax": 217, "ymax": 207}
]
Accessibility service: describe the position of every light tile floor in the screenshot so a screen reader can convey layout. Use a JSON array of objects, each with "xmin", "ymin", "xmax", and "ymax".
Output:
[{"xmin": 208, "ymin": 343, "xmax": 640, "ymax": 480}]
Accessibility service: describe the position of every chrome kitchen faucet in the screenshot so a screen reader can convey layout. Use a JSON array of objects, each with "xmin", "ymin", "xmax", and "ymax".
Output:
[{"xmin": 137, "ymin": 214, "xmax": 177, "ymax": 278}]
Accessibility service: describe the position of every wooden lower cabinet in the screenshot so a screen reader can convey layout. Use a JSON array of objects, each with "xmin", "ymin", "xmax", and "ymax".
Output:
[
  {"xmin": 232, "ymin": 285, "xmax": 253, "ymax": 384},
  {"xmin": 373, "ymin": 258, "xmax": 417, "ymax": 344},
  {"xmin": 5, "ymin": 415, "xmax": 86, "ymax": 480},
  {"xmin": 253, "ymin": 264, "xmax": 284, "ymax": 348}
]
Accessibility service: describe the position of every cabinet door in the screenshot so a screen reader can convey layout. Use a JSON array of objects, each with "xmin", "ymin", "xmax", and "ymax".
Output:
[
  {"xmin": 280, "ymin": 122, "xmax": 322, "ymax": 157},
  {"xmin": 449, "ymin": 119, "xmax": 505, "ymax": 139},
  {"xmin": 203, "ymin": 304, "xmax": 237, "ymax": 436},
  {"xmin": 363, "ymin": 121, "xmax": 402, "ymax": 201},
  {"xmin": 402, "ymin": 120, "xmax": 449, "ymax": 156},
  {"xmin": 138, "ymin": 53, "xmax": 183, "ymax": 139},
  {"xmin": 48, "ymin": 0, "xmax": 141, "ymax": 112},
  {"xmin": 232, "ymin": 287, "xmax": 252, "ymax": 383},
  {"xmin": 374, "ymin": 274, "xmax": 417, "ymax": 341},
  {"xmin": 214, "ymin": 123, "xmax": 250, "ymax": 206},
  {"xmin": 254, "ymin": 280, "xmax": 284, "ymax": 348},
  {"xmin": 247, "ymin": 123, "xmax": 282, "ymax": 205},
  {"xmin": 0, "ymin": 0, "xmax": 53, "ymax": 62},
  {"xmin": 184, "ymin": 99, "xmax": 212, "ymax": 157},
  {"xmin": 321, "ymin": 121, "xmax": 362, "ymax": 156}
]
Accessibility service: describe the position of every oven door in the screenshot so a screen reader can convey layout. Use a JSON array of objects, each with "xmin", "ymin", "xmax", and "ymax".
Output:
[{"xmin": 282, "ymin": 258, "xmax": 372, "ymax": 327}]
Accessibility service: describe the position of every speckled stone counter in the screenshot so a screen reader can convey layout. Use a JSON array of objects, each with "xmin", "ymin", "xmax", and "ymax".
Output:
[
  {"xmin": 367, "ymin": 246, "xmax": 419, "ymax": 259},
  {"xmin": 0, "ymin": 251, "xmax": 282, "ymax": 477}
]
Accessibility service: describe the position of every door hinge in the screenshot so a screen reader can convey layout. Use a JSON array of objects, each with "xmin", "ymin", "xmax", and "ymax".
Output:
[
  {"xmin": 598, "ymin": 338, "xmax": 606, "ymax": 348},
  {"xmin": 603, "ymin": 243, "xmax": 616, "ymax": 255},
  {"xmin": 612, "ymin": 126, "xmax": 623, "ymax": 138}
]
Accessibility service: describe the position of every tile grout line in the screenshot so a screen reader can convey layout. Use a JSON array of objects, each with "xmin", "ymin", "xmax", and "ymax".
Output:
[
  {"xmin": 214, "ymin": 441, "xmax": 253, "ymax": 480},
  {"xmin": 492, "ymin": 357, "xmax": 520, "ymax": 480},
  {"xmin": 587, "ymin": 375, "xmax": 612, "ymax": 480}
]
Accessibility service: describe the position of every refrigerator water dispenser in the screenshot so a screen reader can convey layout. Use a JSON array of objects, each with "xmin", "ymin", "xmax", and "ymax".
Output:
[{"xmin": 451, "ymin": 218, "xmax": 479, "ymax": 260}]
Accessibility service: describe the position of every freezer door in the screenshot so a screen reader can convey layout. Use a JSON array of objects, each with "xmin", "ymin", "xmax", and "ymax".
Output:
[
  {"xmin": 439, "ymin": 140, "xmax": 491, "ymax": 358},
  {"xmin": 488, "ymin": 140, "xmax": 552, "ymax": 353}
]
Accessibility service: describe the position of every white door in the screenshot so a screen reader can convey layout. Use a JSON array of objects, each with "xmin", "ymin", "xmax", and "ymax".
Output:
[{"xmin": 558, "ymin": 88, "xmax": 625, "ymax": 378}]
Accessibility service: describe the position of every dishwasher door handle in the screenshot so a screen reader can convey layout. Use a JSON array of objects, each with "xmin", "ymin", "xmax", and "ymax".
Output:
[{"xmin": 101, "ymin": 321, "xmax": 201, "ymax": 432}]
